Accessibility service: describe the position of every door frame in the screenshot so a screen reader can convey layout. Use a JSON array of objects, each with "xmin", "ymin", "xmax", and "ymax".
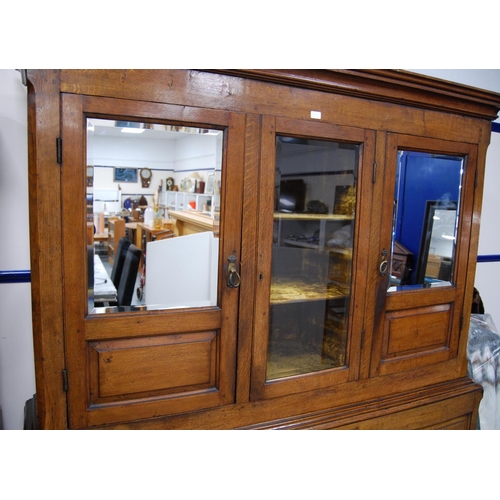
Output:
[
  {"xmin": 250, "ymin": 115, "xmax": 376, "ymax": 400},
  {"xmin": 61, "ymin": 93, "xmax": 245, "ymax": 428}
]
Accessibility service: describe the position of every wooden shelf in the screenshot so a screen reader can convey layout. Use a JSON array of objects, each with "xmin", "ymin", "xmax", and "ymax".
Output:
[
  {"xmin": 274, "ymin": 212, "xmax": 354, "ymax": 221},
  {"xmin": 270, "ymin": 277, "xmax": 349, "ymax": 305}
]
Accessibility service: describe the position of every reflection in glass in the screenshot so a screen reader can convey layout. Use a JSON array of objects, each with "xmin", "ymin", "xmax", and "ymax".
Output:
[
  {"xmin": 390, "ymin": 151, "xmax": 463, "ymax": 291},
  {"xmin": 416, "ymin": 202, "xmax": 457, "ymax": 284},
  {"xmin": 267, "ymin": 136, "xmax": 359, "ymax": 380},
  {"xmin": 86, "ymin": 119, "xmax": 223, "ymax": 314}
]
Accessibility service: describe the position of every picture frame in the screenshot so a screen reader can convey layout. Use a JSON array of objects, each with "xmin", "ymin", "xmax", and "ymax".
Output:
[
  {"xmin": 113, "ymin": 167, "xmax": 138, "ymax": 183},
  {"xmin": 205, "ymin": 174, "xmax": 216, "ymax": 195}
]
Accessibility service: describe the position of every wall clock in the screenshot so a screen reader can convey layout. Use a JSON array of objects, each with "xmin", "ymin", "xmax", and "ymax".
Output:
[
  {"xmin": 166, "ymin": 177, "xmax": 175, "ymax": 191},
  {"xmin": 140, "ymin": 168, "xmax": 152, "ymax": 188}
]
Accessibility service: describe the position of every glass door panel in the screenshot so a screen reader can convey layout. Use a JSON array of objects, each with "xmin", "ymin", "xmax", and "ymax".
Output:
[{"xmin": 267, "ymin": 136, "xmax": 359, "ymax": 380}]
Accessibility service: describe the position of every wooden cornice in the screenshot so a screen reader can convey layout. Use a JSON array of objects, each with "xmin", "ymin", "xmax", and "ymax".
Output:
[{"xmin": 211, "ymin": 69, "xmax": 500, "ymax": 121}]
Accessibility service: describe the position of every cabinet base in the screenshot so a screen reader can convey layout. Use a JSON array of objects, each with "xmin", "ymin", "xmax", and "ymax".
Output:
[
  {"xmin": 242, "ymin": 378, "xmax": 482, "ymax": 430},
  {"xmin": 97, "ymin": 377, "xmax": 482, "ymax": 430}
]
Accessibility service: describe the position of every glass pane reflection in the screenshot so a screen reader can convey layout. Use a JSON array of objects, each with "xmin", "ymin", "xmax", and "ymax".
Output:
[
  {"xmin": 389, "ymin": 151, "xmax": 463, "ymax": 291},
  {"xmin": 86, "ymin": 119, "xmax": 223, "ymax": 314},
  {"xmin": 267, "ymin": 136, "xmax": 359, "ymax": 380}
]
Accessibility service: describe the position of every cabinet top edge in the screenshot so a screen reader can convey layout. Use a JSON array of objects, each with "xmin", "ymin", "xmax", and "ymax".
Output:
[
  {"xmin": 212, "ymin": 69, "xmax": 500, "ymax": 121},
  {"xmin": 25, "ymin": 69, "xmax": 500, "ymax": 121}
]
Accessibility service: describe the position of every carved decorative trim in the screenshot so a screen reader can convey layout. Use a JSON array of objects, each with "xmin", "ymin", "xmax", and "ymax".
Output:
[{"xmin": 212, "ymin": 69, "xmax": 500, "ymax": 120}]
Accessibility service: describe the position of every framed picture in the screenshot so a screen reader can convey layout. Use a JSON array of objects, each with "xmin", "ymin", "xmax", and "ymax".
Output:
[
  {"xmin": 113, "ymin": 167, "xmax": 138, "ymax": 183},
  {"xmin": 205, "ymin": 174, "xmax": 216, "ymax": 194}
]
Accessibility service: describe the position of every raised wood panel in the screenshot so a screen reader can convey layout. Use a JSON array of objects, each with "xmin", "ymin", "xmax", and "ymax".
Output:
[
  {"xmin": 383, "ymin": 304, "xmax": 451, "ymax": 357},
  {"xmin": 89, "ymin": 332, "xmax": 217, "ymax": 403}
]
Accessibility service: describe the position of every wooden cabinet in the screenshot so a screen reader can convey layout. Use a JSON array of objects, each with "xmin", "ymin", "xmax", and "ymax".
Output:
[
  {"xmin": 26, "ymin": 69, "xmax": 500, "ymax": 429},
  {"xmin": 107, "ymin": 218, "xmax": 125, "ymax": 265}
]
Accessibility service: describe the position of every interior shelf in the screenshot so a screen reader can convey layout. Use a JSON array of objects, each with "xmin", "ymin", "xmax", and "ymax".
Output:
[
  {"xmin": 270, "ymin": 277, "xmax": 349, "ymax": 305},
  {"xmin": 274, "ymin": 212, "xmax": 354, "ymax": 221}
]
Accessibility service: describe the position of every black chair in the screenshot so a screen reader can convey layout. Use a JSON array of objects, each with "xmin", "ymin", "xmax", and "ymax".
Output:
[
  {"xmin": 116, "ymin": 244, "xmax": 142, "ymax": 307},
  {"xmin": 87, "ymin": 245, "xmax": 94, "ymax": 291},
  {"xmin": 110, "ymin": 237, "xmax": 131, "ymax": 288}
]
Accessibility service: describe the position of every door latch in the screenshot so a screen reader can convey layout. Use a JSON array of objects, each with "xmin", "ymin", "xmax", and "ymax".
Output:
[
  {"xmin": 379, "ymin": 249, "xmax": 389, "ymax": 277},
  {"xmin": 226, "ymin": 254, "xmax": 241, "ymax": 288}
]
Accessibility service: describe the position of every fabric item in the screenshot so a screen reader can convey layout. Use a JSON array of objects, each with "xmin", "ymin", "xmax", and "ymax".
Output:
[{"xmin": 467, "ymin": 314, "xmax": 500, "ymax": 429}]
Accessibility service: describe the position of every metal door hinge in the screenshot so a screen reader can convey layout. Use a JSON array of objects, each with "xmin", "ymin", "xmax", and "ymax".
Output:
[
  {"xmin": 372, "ymin": 162, "xmax": 377, "ymax": 183},
  {"xmin": 62, "ymin": 369, "xmax": 68, "ymax": 392},
  {"xmin": 460, "ymin": 315, "xmax": 464, "ymax": 332},
  {"xmin": 474, "ymin": 168, "xmax": 478, "ymax": 188},
  {"xmin": 56, "ymin": 137, "xmax": 62, "ymax": 164}
]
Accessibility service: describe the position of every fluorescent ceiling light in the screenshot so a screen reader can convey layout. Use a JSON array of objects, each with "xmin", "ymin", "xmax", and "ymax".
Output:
[{"xmin": 121, "ymin": 128, "xmax": 145, "ymax": 134}]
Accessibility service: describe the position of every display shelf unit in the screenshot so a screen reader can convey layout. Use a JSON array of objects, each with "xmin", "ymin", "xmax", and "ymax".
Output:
[
  {"xmin": 160, "ymin": 191, "xmax": 217, "ymax": 214},
  {"xmin": 274, "ymin": 213, "xmax": 353, "ymax": 248},
  {"xmin": 107, "ymin": 218, "xmax": 125, "ymax": 265}
]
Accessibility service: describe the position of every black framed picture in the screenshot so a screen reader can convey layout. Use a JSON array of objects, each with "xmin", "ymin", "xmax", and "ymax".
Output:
[{"xmin": 113, "ymin": 167, "xmax": 138, "ymax": 183}]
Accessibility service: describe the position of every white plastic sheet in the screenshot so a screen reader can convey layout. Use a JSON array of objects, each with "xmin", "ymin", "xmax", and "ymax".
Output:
[{"xmin": 467, "ymin": 314, "xmax": 500, "ymax": 429}]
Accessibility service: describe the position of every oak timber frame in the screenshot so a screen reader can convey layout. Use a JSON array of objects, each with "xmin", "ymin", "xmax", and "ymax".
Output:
[{"xmin": 27, "ymin": 69, "xmax": 500, "ymax": 429}]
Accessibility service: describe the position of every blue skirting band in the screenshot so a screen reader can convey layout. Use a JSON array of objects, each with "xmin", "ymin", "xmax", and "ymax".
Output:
[
  {"xmin": 477, "ymin": 254, "xmax": 500, "ymax": 263},
  {"xmin": 0, "ymin": 270, "xmax": 31, "ymax": 284}
]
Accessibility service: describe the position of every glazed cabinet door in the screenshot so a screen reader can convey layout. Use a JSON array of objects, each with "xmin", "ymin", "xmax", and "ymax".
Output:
[
  {"xmin": 367, "ymin": 133, "xmax": 479, "ymax": 377},
  {"xmin": 250, "ymin": 116, "xmax": 375, "ymax": 400},
  {"xmin": 61, "ymin": 93, "xmax": 245, "ymax": 428}
]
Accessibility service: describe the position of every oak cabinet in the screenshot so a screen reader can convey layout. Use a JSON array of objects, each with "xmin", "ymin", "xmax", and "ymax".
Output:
[{"xmin": 27, "ymin": 69, "xmax": 500, "ymax": 429}]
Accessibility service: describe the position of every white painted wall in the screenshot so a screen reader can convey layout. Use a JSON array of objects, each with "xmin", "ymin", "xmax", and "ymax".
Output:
[
  {"xmin": 0, "ymin": 70, "xmax": 35, "ymax": 430},
  {"xmin": 0, "ymin": 69, "xmax": 499, "ymax": 430}
]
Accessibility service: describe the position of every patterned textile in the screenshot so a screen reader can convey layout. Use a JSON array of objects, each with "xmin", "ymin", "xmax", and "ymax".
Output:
[{"xmin": 467, "ymin": 314, "xmax": 500, "ymax": 429}]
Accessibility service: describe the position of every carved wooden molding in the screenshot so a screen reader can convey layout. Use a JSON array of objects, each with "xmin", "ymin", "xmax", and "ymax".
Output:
[{"xmin": 212, "ymin": 69, "xmax": 500, "ymax": 120}]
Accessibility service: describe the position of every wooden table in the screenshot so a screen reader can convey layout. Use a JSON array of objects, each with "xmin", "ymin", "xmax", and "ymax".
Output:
[
  {"xmin": 126, "ymin": 221, "xmax": 173, "ymax": 247},
  {"xmin": 167, "ymin": 210, "xmax": 214, "ymax": 236}
]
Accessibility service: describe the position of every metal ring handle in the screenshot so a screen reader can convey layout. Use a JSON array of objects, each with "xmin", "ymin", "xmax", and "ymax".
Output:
[
  {"xmin": 226, "ymin": 254, "xmax": 241, "ymax": 288},
  {"xmin": 227, "ymin": 268, "xmax": 241, "ymax": 288},
  {"xmin": 379, "ymin": 249, "xmax": 388, "ymax": 277}
]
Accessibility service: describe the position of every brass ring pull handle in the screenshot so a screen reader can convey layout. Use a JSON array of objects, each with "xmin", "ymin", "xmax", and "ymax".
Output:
[
  {"xmin": 379, "ymin": 249, "xmax": 388, "ymax": 277},
  {"xmin": 227, "ymin": 255, "xmax": 241, "ymax": 288}
]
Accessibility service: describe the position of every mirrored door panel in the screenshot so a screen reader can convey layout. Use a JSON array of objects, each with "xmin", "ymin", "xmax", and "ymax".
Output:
[
  {"xmin": 390, "ymin": 151, "xmax": 463, "ymax": 291},
  {"xmin": 86, "ymin": 118, "xmax": 223, "ymax": 314},
  {"xmin": 61, "ymin": 93, "xmax": 244, "ymax": 427},
  {"xmin": 368, "ymin": 132, "xmax": 478, "ymax": 378}
]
